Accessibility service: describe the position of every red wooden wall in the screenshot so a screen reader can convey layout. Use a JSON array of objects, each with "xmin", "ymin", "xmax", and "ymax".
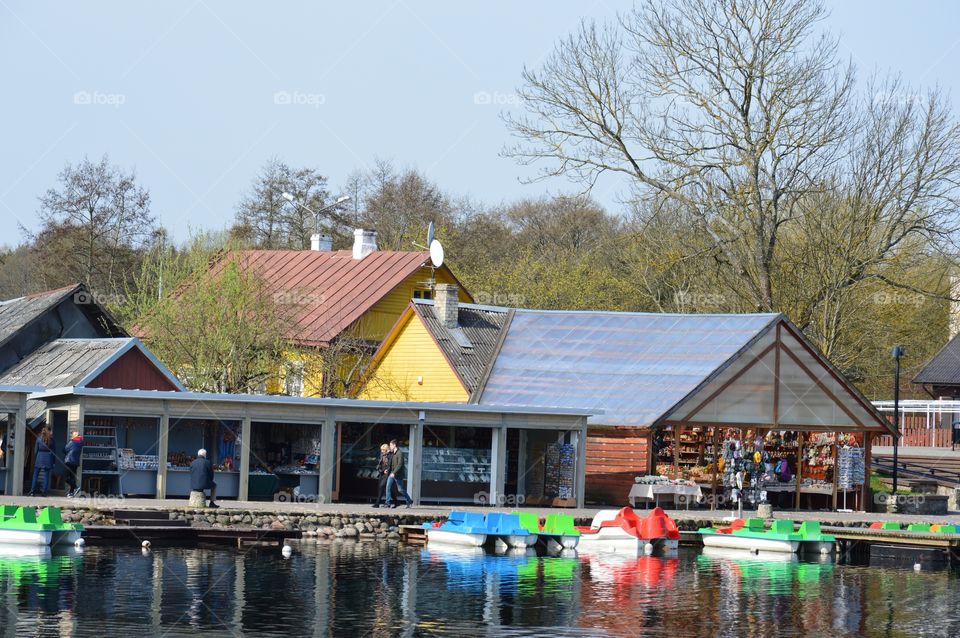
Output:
[
  {"xmin": 585, "ymin": 427, "xmax": 649, "ymax": 505},
  {"xmin": 87, "ymin": 347, "xmax": 180, "ymax": 391}
]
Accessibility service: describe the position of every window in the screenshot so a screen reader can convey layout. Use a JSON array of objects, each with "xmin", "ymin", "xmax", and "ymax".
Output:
[
  {"xmin": 413, "ymin": 289, "xmax": 433, "ymax": 300},
  {"xmin": 284, "ymin": 361, "xmax": 305, "ymax": 397}
]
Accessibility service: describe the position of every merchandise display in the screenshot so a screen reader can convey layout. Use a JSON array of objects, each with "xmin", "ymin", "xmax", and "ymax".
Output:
[{"xmin": 421, "ymin": 448, "xmax": 491, "ymax": 484}]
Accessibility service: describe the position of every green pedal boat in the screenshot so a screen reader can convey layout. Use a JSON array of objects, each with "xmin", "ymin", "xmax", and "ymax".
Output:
[
  {"xmin": 0, "ymin": 506, "xmax": 84, "ymax": 547},
  {"xmin": 699, "ymin": 518, "xmax": 835, "ymax": 555}
]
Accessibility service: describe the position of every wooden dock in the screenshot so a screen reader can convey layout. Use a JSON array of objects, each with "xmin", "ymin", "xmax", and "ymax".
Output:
[{"xmin": 399, "ymin": 524, "xmax": 427, "ymax": 545}]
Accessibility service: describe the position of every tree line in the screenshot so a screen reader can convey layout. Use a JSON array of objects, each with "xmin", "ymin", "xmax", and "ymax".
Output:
[{"xmin": 1, "ymin": 0, "xmax": 957, "ymax": 399}]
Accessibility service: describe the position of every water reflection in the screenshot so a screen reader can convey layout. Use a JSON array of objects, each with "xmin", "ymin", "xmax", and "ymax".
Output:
[{"xmin": 0, "ymin": 541, "xmax": 959, "ymax": 636}]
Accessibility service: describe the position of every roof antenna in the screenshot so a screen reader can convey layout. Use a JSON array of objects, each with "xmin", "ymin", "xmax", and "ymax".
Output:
[{"xmin": 412, "ymin": 222, "xmax": 444, "ymax": 291}]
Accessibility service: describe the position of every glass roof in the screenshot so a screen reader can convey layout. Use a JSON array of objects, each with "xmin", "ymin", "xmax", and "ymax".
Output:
[{"xmin": 478, "ymin": 311, "xmax": 780, "ymax": 427}]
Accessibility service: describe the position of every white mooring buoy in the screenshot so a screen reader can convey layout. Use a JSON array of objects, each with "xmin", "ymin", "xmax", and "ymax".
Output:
[
  {"xmin": 282, "ymin": 545, "xmax": 293, "ymax": 557},
  {"xmin": 914, "ymin": 563, "xmax": 922, "ymax": 571},
  {"xmin": 74, "ymin": 538, "xmax": 85, "ymax": 548},
  {"xmin": 643, "ymin": 543, "xmax": 654, "ymax": 555},
  {"xmin": 142, "ymin": 540, "xmax": 151, "ymax": 549}
]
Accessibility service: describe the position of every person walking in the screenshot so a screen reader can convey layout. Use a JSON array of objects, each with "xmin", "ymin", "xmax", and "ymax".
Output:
[
  {"xmin": 372, "ymin": 443, "xmax": 392, "ymax": 508},
  {"xmin": 29, "ymin": 427, "xmax": 55, "ymax": 496},
  {"xmin": 63, "ymin": 430, "xmax": 84, "ymax": 497},
  {"xmin": 385, "ymin": 439, "xmax": 413, "ymax": 509},
  {"xmin": 190, "ymin": 449, "xmax": 218, "ymax": 508}
]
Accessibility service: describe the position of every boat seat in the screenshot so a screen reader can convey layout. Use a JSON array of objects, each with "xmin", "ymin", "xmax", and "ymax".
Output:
[
  {"xmin": 798, "ymin": 521, "xmax": 821, "ymax": 538},
  {"xmin": 868, "ymin": 522, "xmax": 884, "ymax": 529},
  {"xmin": 446, "ymin": 511, "xmax": 467, "ymax": 525},
  {"xmin": 486, "ymin": 513, "xmax": 525, "ymax": 535},
  {"xmin": 742, "ymin": 518, "xmax": 766, "ymax": 532},
  {"xmin": 38, "ymin": 508, "xmax": 63, "ymax": 526},
  {"xmin": 769, "ymin": 520, "xmax": 796, "ymax": 535},
  {"xmin": 907, "ymin": 523, "xmax": 931, "ymax": 532},
  {"xmin": 0, "ymin": 505, "xmax": 18, "ymax": 521},
  {"xmin": 880, "ymin": 522, "xmax": 901, "ymax": 530},
  {"xmin": 514, "ymin": 512, "xmax": 542, "ymax": 534},
  {"xmin": 544, "ymin": 513, "xmax": 578, "ymax": 536},
  {"xmin": 461, "ymin": 512, "xmax": 488, "ymax": 531},
  {"xmin": 936, "ymin": 525, "xmax": 957, "ymax": 534},
  {"xmin": 14, "ymin": 507, "xmax": 37, "ymax": 524}
]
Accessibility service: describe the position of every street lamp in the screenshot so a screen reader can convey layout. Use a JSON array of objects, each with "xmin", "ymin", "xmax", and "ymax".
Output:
[
  {"xmin": 891, "ymin": 345, "xmax": 905, "ymax": 493},
  {"xmin": 281, "ymin": 193, "xmax": 351, "ymax": 232}
]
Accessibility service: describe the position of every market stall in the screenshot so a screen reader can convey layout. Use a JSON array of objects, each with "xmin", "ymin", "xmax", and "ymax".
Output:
[
  {"xmin": 166, "ymin": 418, "xmax": 241, "ymax": 499},
  {"xmin": 81, "ymin": 414, "xmax": 161, "ymax": 496},
  {"xmin": 248, "ymin": 421, "xmax": 323, "ymax": 502}
]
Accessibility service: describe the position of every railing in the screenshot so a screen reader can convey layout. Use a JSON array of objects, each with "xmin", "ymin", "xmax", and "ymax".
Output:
[
  {"xmin": 872, "ymin": 457, "xmax": 960, "ymax": 486},
  {"xmin": 874, "ymin": 425, "xmax": 954, "ymax": 448}
]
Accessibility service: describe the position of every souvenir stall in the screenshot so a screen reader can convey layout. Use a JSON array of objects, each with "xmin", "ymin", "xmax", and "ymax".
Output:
[
  {"xmin": 247, "ymin": 421, "xmax": 323, "ymax": 501},
  {"xmin": 652, "ymin": 426, "xmax": 868, "ymax": 511},
  {"xmin": 82, "ymin": 414, "xmax": 161, "ymax": 496},
  {"xmin": 0, "ymin": 413, "xmax": 9, "ymax": 494},
  {"xmin": 165, "ymin": 418, "xmax": 241, "ymax": 499}
]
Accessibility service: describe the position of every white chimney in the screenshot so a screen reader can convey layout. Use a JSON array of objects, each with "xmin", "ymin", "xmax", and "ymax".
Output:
[
  {"xmin": 434, "ymin": 284, "xmax": 459, "ymax": 329},
  {"xmin": 352, "ymin": 229, "xmax": 378, "ymax": 260},
  {"xmin": 310, "ymin": 233, "xmax": 333, "ymax": 252}
]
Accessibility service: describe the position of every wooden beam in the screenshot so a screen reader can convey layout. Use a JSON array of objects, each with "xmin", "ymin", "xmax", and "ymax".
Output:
[
  {"xmin": 831, "ymin": 432, "xmax": 839, "ymax": 511},
  {"xmin": 773, "ymin": 323, "xmax": 781, "ymax": 427},
  {"xmin": 238, "ymin": 415, "xmax": 251, "ymax": 502},
  {"xmin": 795, "ymin": 433, "xmax": 803, "ymax": 510},
  {"xmin": 862, "ymin": 432, "xmax": 873, "ymax": 513},
  {"xmin": 710, "ymin": 427, "xmax": 719, "ymax": 511}
]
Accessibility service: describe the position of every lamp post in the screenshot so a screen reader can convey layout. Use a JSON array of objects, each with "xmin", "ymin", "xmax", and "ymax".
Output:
[
  {"xmin": 281, "ymin": 193, "xmax": 351, "ymax": 233},
  {"xmin": 891, "ymin": 345, "xmax": 905, "ymax": 493}
]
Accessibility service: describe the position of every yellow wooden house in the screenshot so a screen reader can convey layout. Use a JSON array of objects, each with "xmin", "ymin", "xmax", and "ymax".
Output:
[{"xmin": 207, "ymin": 230, "xmax": 472, "ymax": 397}]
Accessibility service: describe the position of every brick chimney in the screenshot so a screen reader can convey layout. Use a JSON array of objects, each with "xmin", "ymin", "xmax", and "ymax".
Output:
[
  {"xmin": 310, "ymin": 233, "xmax": 332, "ymax": 251},
  {"xmin": 434, "ymin": 284, "xmax": 459, "ymax": 329},
  {"xmin": 352, "ymin": 229, "xmax": 378, "ymax": 260}
]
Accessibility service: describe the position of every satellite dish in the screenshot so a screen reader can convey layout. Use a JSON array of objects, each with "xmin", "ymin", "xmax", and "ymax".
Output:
[
  {"xmin": 426, "ymin": 222, "xmax": 435, "ymax": 247},
  {"xmin": 429, "ymin": 239, "xmax": 444, "ymax": 268}
]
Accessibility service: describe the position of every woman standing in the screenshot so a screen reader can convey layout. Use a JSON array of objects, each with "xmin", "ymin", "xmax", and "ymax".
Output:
[
  {"xmin": 30, "ymin": 427, "xmax": 55, "ymax": 497},
  {"xmin": 64, "ymin": 430, "xmax": 84, "ymax": 497}
]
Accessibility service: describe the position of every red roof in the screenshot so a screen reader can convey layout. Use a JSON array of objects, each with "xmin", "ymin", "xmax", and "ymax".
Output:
[{"xmin": 210, "ymin": 250, "xmax": 437, "ymax": 346}]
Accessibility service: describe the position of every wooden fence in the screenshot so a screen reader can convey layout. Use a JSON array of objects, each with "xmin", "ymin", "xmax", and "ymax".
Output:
[
  {"xmin": 874, "ymin": 425, "xmax": 953, "ymax": 448},
  {"xmin": 585, "ymin": 427, "xmax": 648, "ymax": 505}
]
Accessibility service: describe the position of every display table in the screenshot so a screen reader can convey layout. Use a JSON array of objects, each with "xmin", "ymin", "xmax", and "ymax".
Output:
[
  {"xmin": 629, "ymin": 483, "xmax": 702, "ymax": 508},
  {"xmin": 119, "ymin": 468, "xmax": 157, "ymax": 496},
  {"xmin": 276, "ymin": 471, "xmax": 319, "ymax": 497},
  {"xmin": 166, "ymin": 468, "xmax": 240, "ymax": 498}
]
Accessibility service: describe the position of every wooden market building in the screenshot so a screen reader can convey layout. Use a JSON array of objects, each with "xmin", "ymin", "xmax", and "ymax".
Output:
[{"xmin": 356, "ymin": 287, "xmax": 896, "ymax": 509}]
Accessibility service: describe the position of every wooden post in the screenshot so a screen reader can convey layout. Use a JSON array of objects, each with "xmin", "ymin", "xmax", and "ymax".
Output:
[
  {"xmin": 673, "ymin": 425, "xmax": 682, "ymax": 480},
  {"xmin": 862, "ymin": 432, "xmax": 873, "ymax": 512},
  {"xmin": 710, "ymin": 427, "xmax": 719, "ymax": 511},
  {"xmin": 794, "ymin": 433, "xmax": 803, "ymax": 510},
  {"xmin": 238, "ymin": 415, "xmax": 251, "ymax": 502},
  {"xmin": 11, "ymin": 394, "xmax": 26, "ymax": 496},
  {"xmin": 831, "ymin": 432, "xmax": 839, "ymax": 511},
  {"xmin": 156, "ymin": 406, "xmax": 169, "ymax": 499},
  {"xmin": 318, "ymin": 413, "xmax": 336, "ymax": 505}
]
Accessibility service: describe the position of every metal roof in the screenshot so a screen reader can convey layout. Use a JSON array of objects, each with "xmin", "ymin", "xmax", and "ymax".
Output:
[
  {"xmin": 202, "ymin": 250, "xmax": 456, "ymax": 346},
  {"xmin": 912, "ymin": 334, "xmax": 960, "ymax": 386},
  {"xmin": 476, "ymin": 310, "xmax": 782, "ymax": 427},
  {"xmin": 412, "ymin": 299, "xmax": 510, "ymax": 393},
  {"xmin": 0, "ymin": 337, "xmax": 185, "ymax": 391},
  {"xmin": 29, "ymin": 386, "xmax": 598, "ymax": 417}
]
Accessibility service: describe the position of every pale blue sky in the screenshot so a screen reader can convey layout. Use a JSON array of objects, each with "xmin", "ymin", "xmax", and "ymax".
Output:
[{"xmin": 1, "ymin": 1, "xmax": 958, "ymax": 243}]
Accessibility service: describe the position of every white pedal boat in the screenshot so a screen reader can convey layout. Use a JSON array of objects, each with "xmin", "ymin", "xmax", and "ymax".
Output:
[{"xmin": 576, "ymin": 507, "xmax": 680, "ymax": 553}]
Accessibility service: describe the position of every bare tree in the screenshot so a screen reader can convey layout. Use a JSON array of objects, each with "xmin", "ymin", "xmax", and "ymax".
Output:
[
  {"xmin": 31, "ymin": 155, "xmax": 155, "ymax": 295},
  {"xmin": 505, "ymin": 0, "xmax": 960, "ymax": 319},
  {"xmin": 235, "ymin": 159, "xmax": 333, "ymax": 249}
]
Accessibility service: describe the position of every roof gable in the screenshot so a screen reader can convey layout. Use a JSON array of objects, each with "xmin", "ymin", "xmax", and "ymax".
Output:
[{"xmin": 0, "ymin": 338, "xmax": 184, "ymax": 391}]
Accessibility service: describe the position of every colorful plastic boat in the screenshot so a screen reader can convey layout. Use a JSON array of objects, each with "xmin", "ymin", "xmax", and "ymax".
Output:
[
  {"xmin": 576, "ymin": 507, "xmax": 680, "ymax": 553},
  {"xmin": 0, "ymin": 506, "xmax": 84, "ymax": 547},
  {"xmin": 486, "ymin": 512, "xmax": 537, "ymax": 550},
  {"xmin": 699, "ymin": 518, "xmax": 801, "ymax": 553},
  {"xmin": 423, "ymin": 511, "xmax": 489, "ymax": 547},
  {"xmin": 796, "ymin": 521, "xmax": 836, "ymax": 555},
  {"xmin": 513, "ymin": 512, "xmax": 580, "ymax": 551}
]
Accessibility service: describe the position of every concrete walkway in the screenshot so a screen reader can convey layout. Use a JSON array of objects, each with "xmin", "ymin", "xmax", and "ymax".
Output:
[
  {"xmin": 873, "ymin": 446, "xmax": 960, "ymax": 458},
  {"xmin": 3, "ymin": 494, "xmax": 960, "ymax": 526}
]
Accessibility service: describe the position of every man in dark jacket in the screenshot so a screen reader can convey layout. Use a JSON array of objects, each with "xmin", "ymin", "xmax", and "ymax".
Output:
[
  {"xmin": 190, "ymin": 449, "xmax": 218, "ymax": 508},
  {"xmin": 29, "ymin": 427, "xmax": 55, "ymax": 496},
  {"xmin": 385, "ymin": 439, "xmax": 412, "ymax": 509},
  {"xmin": 63, "ymin": 431, "xmax": 84, "ymax": 497}
]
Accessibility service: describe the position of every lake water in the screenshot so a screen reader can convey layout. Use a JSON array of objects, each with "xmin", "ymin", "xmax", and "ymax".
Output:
[{"xmin": 0, "ymin": 541, "xmax": 956, "ymax": 637}]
